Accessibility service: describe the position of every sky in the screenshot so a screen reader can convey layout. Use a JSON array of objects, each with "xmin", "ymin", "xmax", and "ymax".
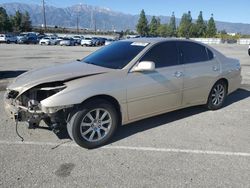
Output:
[{"xmin": 0, "ymin": 0, "xmax": 249, "ymax": 24}]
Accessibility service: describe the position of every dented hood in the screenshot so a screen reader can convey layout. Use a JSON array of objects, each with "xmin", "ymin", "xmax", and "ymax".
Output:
[{"xmin": 7, "ymin": 61, "xmax": 111, "ymax": 93}]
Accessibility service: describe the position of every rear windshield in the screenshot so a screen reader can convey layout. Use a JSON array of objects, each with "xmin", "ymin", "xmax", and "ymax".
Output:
[{"xmin": 82, "ymin": 41, "xmax": 148, "ymax": 69}]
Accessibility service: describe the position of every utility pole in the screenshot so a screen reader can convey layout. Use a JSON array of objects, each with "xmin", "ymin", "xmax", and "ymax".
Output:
[
  {"xmin": 77, "ymin": 15, "xmax": 79, "ymax": 34},
  {"xmin": 94, "ymin": 18, "xmax": 96, "ymax": 34},
  {"xmin": 90, "ymin": 9, "xmax": 93, "ymax": 31},
  {"xmin": 42, "ymin": 0, "xmax": 47, "ymax": 31},
  {"xmin": 76, "ymin": 3, "xmax": 82, "ymax": 34}
]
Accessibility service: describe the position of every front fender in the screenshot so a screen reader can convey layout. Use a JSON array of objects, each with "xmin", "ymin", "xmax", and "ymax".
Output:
[{"xmin": 40, "ymin": 73, "xmax": 127, "ymax": 108}]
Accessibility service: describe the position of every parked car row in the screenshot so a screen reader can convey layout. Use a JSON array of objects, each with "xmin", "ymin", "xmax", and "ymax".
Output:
[
  {"xmin": 81, "ymin": 37, "xmax": 115, "ymax": 46},
  {"xmin": 0, "ymin": 32, "xmax": 40, "ymax": 44},
  {"xmin": 0, "ymin": 33, "xmax": 115, "ymax": 47}
]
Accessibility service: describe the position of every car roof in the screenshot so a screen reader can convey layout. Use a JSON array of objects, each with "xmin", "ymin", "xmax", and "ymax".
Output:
[
  {"xmin": 124, "ymin": 37, "xmax": 216, "ymax": 50},
  {"xmin": 125, "ymin": 37, "xmax": 204, "ymax": 44}
]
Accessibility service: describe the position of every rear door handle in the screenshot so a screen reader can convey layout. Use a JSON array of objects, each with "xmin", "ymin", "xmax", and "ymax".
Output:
[{"xmin": 174, "ymin": 71, "xmax": 183, "ymax": 78}]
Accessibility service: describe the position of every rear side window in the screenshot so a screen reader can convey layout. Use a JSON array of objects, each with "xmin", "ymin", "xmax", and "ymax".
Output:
[
  {"xmin": 140, "ymin": 41, "xmax": 179, "ymax": 68},
  {"xmin": 178, "ymin": 41, "xmax": 209, "ymax": 64}
]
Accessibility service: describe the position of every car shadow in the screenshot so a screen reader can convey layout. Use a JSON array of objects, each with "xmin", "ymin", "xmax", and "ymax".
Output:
[
  {"xmin": 54, "ymin": 87, "xmax": 250, "ymax": 145},
  {"xmin": 0, "ymin": 70, "xmax": 27, "ymax": 79},
  {"xmin": 109, "ymin": 88, "xmax": 250, "ymax": 145}
]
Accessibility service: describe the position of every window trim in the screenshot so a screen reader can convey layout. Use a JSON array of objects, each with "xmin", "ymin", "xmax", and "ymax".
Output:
[{"xmin": 206, "ymin": 47, "xmax": 215, "ymax": 60}]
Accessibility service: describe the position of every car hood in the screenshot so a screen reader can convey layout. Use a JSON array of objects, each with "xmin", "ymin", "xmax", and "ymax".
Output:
[{"xmin": 7, "ymin": 61, "xmax": 111, "ymax": 93}]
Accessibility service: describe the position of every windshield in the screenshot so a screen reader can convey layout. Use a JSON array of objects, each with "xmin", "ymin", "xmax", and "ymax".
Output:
[{"xmin": 82, "ymin": 41, "xmax": 147, "ymax": 69}]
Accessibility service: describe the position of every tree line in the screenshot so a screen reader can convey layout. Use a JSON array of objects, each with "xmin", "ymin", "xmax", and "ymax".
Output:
[
  {"xmin": 137, "ymin": 10, "xmax": 217, "ymax": 38},
  {"xmin": 0, "ymin": 7, "xmax": 32, "ymax": 33}
]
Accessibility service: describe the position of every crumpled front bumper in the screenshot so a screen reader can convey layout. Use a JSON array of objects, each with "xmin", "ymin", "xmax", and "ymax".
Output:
[{"xmin": 3, "ymin": 92, "xmax": 19, "ymax": 121}]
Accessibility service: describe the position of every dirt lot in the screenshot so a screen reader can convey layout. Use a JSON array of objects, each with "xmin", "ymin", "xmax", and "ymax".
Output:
[{"xmin": 0, "ymin": 43, "xmax": 249, "ymax": 187}]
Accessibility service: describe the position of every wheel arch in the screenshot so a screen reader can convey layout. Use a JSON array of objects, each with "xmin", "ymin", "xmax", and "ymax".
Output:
[
  {"xmin": 216, "ymin": 78, "xmax": 228, "ymax": 93},
  {"xmin": 79, "ymin": 94, "xmax": 122, "ymax": 125},
  {"xmin": 207, "ymin": 77, "xmax": 229, "ymax": 102}
]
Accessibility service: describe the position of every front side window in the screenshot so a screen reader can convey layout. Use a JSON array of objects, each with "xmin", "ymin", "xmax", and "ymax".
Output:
[
  {"xmin": 83, "ymin": 41, "xmax": 147, "ymax": 69},
  {"xmin": 178, "ymin": 41, "xmax": 209, "ymax": 64},
  {"xmin": 140, "ymin": 41, "xmax": 179, "ymax": 68}
]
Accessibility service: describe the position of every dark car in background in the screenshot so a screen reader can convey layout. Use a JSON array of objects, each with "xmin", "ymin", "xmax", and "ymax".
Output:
[
  {"xmin": 91, "ymin": 37, "xmax": 107, "ymax": 46},
  {"xmin": 73, "ymin": 35, "xmax": 83, "ymax": 45},
  {"xmin": 17, "ymin": 35, "xmax": 38, "ymax": 44},
  {"xmin": 98, "ymin": 37, "xmax": 107, "ymax": 45},
  {"xmin": 248, "ymin": 44, "xmax": 250, "ymax": 56},
  {"xmin": 17, "ymin": 32, "xmax": 38, "ymax": 44},
  {"xmin": 90, "ymin": 37, "xmax": 99, "ymax": 46}
]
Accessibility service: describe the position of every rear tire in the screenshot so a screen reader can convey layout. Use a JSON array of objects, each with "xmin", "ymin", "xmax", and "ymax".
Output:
[
  {"xmin": 67, "ymin": 99, "xmax": 118, "ymax": 149},
  {"xmin": 206, "ymin": 80, "xmax": 227, "ymax": 110}
]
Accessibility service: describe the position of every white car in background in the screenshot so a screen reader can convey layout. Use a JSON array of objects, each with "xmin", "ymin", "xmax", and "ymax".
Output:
[
  {"xmin": 55, "ymin": 37, "xmax": 64, "ymax": 45},
  {"xmin": 81, "ymin": 37, "xmax": 92, "ymax": 46},
  {"xmin": 39, "ymin": 36, "xmax": 57, "ymax": 45},
  {"xmin": 59, "ymin": 37, "xmax": 76, "ymax": 46},
  {"xmin": 0, "ymin": 34, "xmax": 17, "ymax": 43}
]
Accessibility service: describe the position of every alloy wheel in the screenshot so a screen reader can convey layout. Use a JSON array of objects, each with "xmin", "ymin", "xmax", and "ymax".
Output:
[
  {"xmin": 80, "ymin": 108, "xmax": 112, "ymax": 142},
  {"xmin": 211, "ymin": 84, "xmax": 225, "ymax": 106}
]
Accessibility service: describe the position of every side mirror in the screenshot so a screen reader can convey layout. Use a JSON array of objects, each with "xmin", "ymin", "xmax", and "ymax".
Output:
[{"xmin": 132, "ymin": 61, "xmax": 155, "ymax": 72}]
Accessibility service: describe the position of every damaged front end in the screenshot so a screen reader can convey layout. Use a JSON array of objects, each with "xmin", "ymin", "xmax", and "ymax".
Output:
[{"xmin": 4, "ymin": 82, "xmax": 71, "ymax": 131}]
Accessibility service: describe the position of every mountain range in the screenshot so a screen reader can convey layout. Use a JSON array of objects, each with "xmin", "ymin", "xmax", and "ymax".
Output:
[{"xmin": 1, "ymin": 2, "xmax": 250, "ymax": 34}]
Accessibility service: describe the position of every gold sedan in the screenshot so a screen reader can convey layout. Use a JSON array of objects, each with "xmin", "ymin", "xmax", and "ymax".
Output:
[{"xmin": 4, "ymin": 38, "xmax": 242, "ymax": 148}]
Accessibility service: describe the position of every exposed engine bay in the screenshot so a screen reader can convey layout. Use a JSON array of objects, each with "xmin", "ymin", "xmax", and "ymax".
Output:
[{"xmin": 5, "ymin": 82, "xmax": 69, "ymax": 131}]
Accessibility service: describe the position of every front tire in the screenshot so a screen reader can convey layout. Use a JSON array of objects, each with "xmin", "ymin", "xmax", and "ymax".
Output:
[
  {"xmin": 67, "ymin": 99, "xmax": 118, "ymax": 149},
  {"xmin": 206, "ymin": 80, "xmax": 227, "ymax": 110}
]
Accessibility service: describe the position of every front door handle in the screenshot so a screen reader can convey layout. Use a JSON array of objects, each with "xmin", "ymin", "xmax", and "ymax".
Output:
[
  {"xmin": 174, "ymin": 71, "xmax": 183, "ymax": 78},
  {"xmin": 213, "ymin": 65, "xmax": 219, "ymax": 71}
]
